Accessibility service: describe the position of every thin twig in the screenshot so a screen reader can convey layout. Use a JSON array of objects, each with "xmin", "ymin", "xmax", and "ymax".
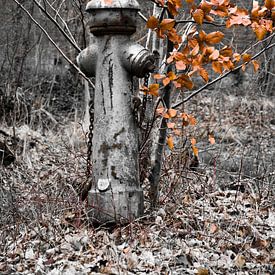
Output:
[
  {"xmin": 176, "ymin": 20, "xmax": 225, "ymax": 27},
  {"xmin": 12, "ymin": 0, "xmax": 94, "ymax": 88},
  {"xmin": 33, "ymin": 0, "xmax": 81, "ymax": 53},
  {"xmin": 138, "ymin": 11, "xmax": 148, "ymax": 22},
  {"xmin": 139, "ymin": 97, "xmax": 161, "ymax": 153}
]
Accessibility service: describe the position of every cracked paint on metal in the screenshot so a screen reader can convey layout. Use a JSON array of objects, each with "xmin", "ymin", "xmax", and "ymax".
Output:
[
  {"xmin": 100, "ymin": 80, "xmax": 106, "ymax": 115},
  {"xmin": 108, "ymin": 60, "xmax": 114, "ymax": 109}
]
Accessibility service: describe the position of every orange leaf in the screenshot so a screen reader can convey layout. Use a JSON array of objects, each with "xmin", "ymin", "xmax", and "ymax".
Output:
[
  {"xmin": 156, "ymin": 107, "xmax": 165, "ymax": 116},
  {"xmin": 181, "ymin": 113, "xmax": 189, "ymax": 126},
  {"xmin": 156, "ymin": 0, "xmax": 165, "ymax": 6},
  {"xmin": 210, "ymin": 223, "xmax": 219, "ymax": 234},
  {"xmin": 173, "ymin": 52, "xmax": 186, "ymax": 61},
  {"xmin": 147, "ymin": 16, "xmax": 159, "ymax": 29},
  {"xmin": 167, "ymin": 71, "xmax": 177, "ymax": 80},
  {"xmin": 167, "ymin": 136, "xmax": 174, "ymax": 150},
  {"xmin": 205, "ymin": 46, "xmax": 215, "ymax": 55},
  {"xmin": 191, "ymin": 137, "xmax": 196, "ymax": 145},
  {"xmin": 188, "ymin": 115, "xmax": 197, "ymax": 126},
  {"xmin": 167, "ymin": 55, "xmax": 174, "ymax": 64},
  {"xmin": 252, "ymin": 60, "xmax": 260, "ymax": 72},
  {"xmin": 140, "ymin": 85, "xmax": 149, "ymax": 92},
  {"xmin": 233, "ymin": 53, "xmax": 241, "ymax": 62},
  {"xmin": 192, "ymin": 145, "xmax": 199, "ymax": 157},
  {"xmin": 219, "ymin": 46, "xmax": 233, "ymax": 57},
  {"xmin": 253, "ymin": 24, "xmax": 267, "ymax": 40},
  {"xmin": 251, "ymin": 1, "xmax": 260, "ymax": 18},
  {"xmin": 209, "ymin": 49, "xmax": 219, "ymax": 60},
  {"xmin": 211, "ymin": 7, "xmax": 229, "ymax": 17},
  {"xmin": 167, "ymin": 109, "xmax": 177, "ymax": 118},
  {"xmin": 242, "ymin": 53, "xmax": 251, "ymax": 63},
  {"xmin": 262, "ymin": 19, "xmax": 273, "ymax": 32},
  {"xmin": 205, "ymin": 15, "xmax": 214, "ymax": 22},
  {"xmin": 265, "ymin": 0, "xmax": 275, "ymax": 10},
  {"xmin": 222, "ymin": 60, "xmax": 234, "ymax": 71},
  {"xmin": 169, "ymin": 0, "xmax": 182, "ymax": 9},
  {"xmin": 176, "ymin": 74, "xmax": 194, "ymax": 90},
  {"xmin": 205, "ymin": 31, "xmax": 224, "ymax": 45},
  {"xmin": 156, "ymin": 29, "xmax": 165, "ymax": 39},
  {"xmin": 190, "ymin": 43, "xmax": 200, "ymax": 56},
  {"xmin": 199, "ymin": 68, "xmax": 209, "ymax": 82},
  {"xmin": 154, "ymin": 74, "xmax": 166, "ymax": 80},
  {"xmin": 167, "ymin": 29, "xmax": 182, "ymax": 45},
  {"xmin": 188, "ymin": 37, "xmax": 199, "ymax": 49},
  {"xmin": 160, "ymin": 19, "xmax": 175, "ymax": 31},
  {"xmin": 167, "ymin": 122, "xmax": 175, "ymax": 129},
  {"xmin": 163, "ymin": 77, "xmax": 171, "ymax": 86},
  {"xmin": 227, "ymin": 15, "xmax": 251, "ymax": 27},
  {"xmin": 167, "ymin": 0, "xmax": 182, "ymax": 16},
  {"xmin": 199, "ymin": 30, "xmax": 207, "ymax": 41},
  {"xmin": 148, "ymin": 84, "xmax": 159, "ymax": 96},
  {"xmin": 201, "ymin": 0, "xmax": 212, "ymax": 14},
  {"xmin": 208, "ymin": 134, "xmax": 215, "ymax": 144},
  {"xmin": 193, "ymin": 9, "xmax": 204, "ymax": 25},
  {"xmin": 176, "ymin": 61, "xmax": 187, "ymax": 70},
  {"xmin": 212, "ymin": 61, "xmax": 223, "ymax": 74}
]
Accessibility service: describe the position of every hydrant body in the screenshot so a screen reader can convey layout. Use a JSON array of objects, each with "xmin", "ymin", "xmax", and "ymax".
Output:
[{"xmin": 77, "ymin": 0, "xmax": 155, "ymax": 223}]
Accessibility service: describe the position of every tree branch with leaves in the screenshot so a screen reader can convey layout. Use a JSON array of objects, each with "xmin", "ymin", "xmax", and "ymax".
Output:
[{"xmin": 140, "ymin": 0, "xmax": 275, "ymax": 207}]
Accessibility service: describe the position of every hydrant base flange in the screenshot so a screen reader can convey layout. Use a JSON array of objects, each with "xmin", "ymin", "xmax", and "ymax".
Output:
[{"xmin": 87, "ymin": 187, "xmax": 144, "ymax": 224}]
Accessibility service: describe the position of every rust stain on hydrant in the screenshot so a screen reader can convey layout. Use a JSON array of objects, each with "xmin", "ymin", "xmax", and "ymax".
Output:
[{"xmin": 77, "ymin": 0, "xmax": 155, "ymax": 224}]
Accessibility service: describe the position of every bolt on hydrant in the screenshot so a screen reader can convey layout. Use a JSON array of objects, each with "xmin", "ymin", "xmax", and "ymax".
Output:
[{"xmin": 77, "ymin": 0, "xmax": 155, "ymax": 224}]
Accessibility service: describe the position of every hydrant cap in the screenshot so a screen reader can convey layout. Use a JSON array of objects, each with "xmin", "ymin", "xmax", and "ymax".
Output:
[{"xmin": 86, "ymin": 0, "xmax": 140, "ymax": 11}]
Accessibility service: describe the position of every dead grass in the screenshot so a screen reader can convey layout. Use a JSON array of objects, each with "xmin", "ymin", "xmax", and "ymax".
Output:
[{"xmin": 0, "ymin": 74, "xmax": 274, "ymax": 274}]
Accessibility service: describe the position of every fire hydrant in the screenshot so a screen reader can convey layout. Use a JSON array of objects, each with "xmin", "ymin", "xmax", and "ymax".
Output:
[{"xmin": 77, "ymin": 0, "xmax": 155, "ymax": 223}]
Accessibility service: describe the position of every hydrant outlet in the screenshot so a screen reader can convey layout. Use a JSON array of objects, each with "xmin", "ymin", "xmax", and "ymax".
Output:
[
  {"xmin": 130, "ymin": 49, "xmax": 155, "ymax": 78},
  {"xmin": 77, "ymin": 44, "xmax": 98, "ymax": 77},
  {"xmin": 122, "ymin": 44, "xmax": 155, "ymax": 78}
]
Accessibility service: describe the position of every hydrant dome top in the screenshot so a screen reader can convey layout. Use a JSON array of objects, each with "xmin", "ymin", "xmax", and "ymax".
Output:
[{"xmin": 86, "ymin": 0, "xmax": 140, "ymax": 11}]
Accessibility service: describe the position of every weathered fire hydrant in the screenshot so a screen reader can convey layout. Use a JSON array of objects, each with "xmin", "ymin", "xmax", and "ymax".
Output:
[{"xmin": 77, "ymin": 0, "xmax": 155, "ymax": 223}]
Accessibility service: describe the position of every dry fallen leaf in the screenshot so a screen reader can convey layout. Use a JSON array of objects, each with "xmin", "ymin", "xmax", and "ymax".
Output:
[
  {"xmin": 209, "ymin": 223, "xmax": 219, "ymax": 234},
  {"xmin": 234, "ymin": 254, "xmax": 246, "ymax": 268},
  {"xmin": 196, "ymin": 267, "xmax": 209, "ymax": 275}
]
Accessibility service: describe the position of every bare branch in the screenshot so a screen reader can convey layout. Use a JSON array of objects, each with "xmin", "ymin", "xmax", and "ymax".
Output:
[
  {"xmin": 72, "ymin": 0, "xmax": 87, "ymax": 48},
  {"xmin": 138, "ymin": 11, "xmax": 148, "ymax": 22},
  {"xmin": 32, "ymin": 0, "xmax": 81, "ymax": 53},
  {"xmin": 12, "ymin": 0, "xmax": 94, "ymax": 88}
]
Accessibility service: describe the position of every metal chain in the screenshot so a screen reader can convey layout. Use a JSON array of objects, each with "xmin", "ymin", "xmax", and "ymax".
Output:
[
  {"xmin": 86, "ymin": 98, "xmax": 94, "ymax": 177},
  {"xmin": 139, "ymin": 72, "xmax": 150, "ymax": 127}
]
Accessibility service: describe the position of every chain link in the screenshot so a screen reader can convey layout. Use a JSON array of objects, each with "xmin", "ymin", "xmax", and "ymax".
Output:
[
  {"xmin": 139, "ymin": 72, "xmax": 150, "ymax": 127},
  {"xmin": 86, "ymin": 98, "xmax": 94, "ymax": 177}
]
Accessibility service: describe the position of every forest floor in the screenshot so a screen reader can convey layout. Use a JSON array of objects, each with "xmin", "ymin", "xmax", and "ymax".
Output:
[{"xmin": 0, "ymin": 78, "xmax": 274, "ymax": 274}]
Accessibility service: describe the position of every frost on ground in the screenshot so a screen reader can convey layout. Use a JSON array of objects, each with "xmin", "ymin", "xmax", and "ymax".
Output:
[{"xmin": 0, "ymin": 94, "xmax": 274, "ymax": 275}]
